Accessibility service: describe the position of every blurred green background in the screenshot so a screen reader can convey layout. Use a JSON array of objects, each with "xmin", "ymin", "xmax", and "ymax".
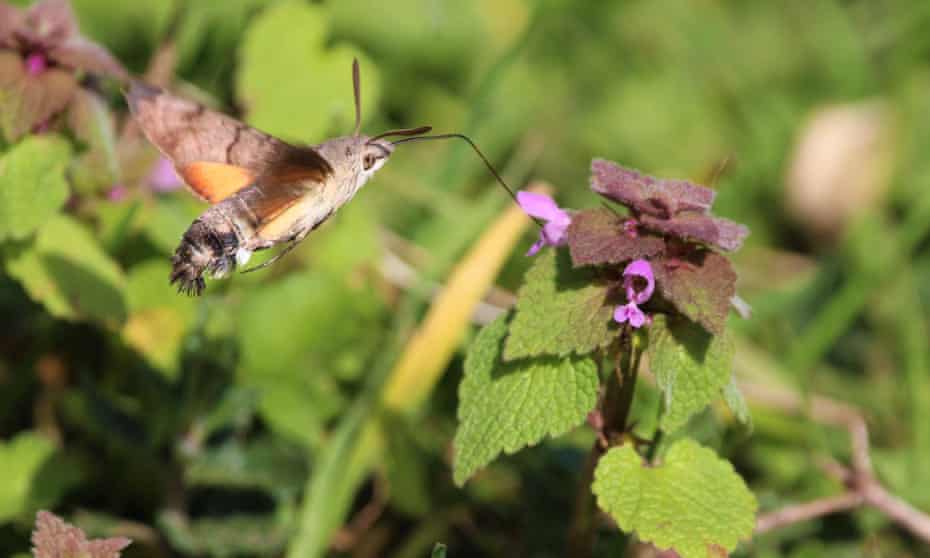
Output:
[{"xmin": 2, "ymin": 0, "xmax": 930, "ymax": 556}]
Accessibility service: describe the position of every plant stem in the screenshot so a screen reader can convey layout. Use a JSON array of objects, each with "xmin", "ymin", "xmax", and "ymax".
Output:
[{"xmin": 566, "ymin": 333, "xmax": 643, "ymax": 558}]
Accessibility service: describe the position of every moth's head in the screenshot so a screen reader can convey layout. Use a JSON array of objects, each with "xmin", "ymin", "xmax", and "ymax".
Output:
[
  {"xmin": 344, "ymin": 59, "xmax": 429, "ymax": 181},
  {"xmin": 361, "ymin": 137, "xmax": 394, "ymax": 176}
]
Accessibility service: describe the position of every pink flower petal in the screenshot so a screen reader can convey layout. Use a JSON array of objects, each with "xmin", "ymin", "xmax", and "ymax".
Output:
[
  {"xmin": 542, "ymin": 221, "xmax": 569, "ymax": 246},
  {"xmin": 613, "ymin": 302, "xmax": 647, "ymax": 328},
  {"xmin": 526, "ymin": 237, "xmax": 545, "ymax": 256},
  {"xmin": 107, "ymin": 184, "xmax": 127, "ymax": 202},
  {"xmin": 517, "ymin": 191, "xmax": 566, "ymax": 222},
  {"xmin": 626, "ymin": 304, "xmax": 646, "ymax": 328},
  {"xmin": 148, "ymin": 157, "xmax": 182, "ymax": 192},
  {"xmin": 613, "ymin": 304, "xmax": 631, "ymax": 324},
  {"xmin": 25, "ymin": 52, "xmax": 47, "ymax": 75}
]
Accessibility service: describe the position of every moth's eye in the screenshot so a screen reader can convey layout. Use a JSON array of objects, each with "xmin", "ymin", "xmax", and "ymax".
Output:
[{"xmin": 363, "ymin": 154, "xmax": 376, "ymax": 171}]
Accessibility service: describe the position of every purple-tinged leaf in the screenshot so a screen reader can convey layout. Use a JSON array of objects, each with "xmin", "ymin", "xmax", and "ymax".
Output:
[
  {"xmin": 653, "ymin": 251, "xmax": 736, "ymax": 335},
  {"xmin": 32, "ymin": 510, "xmax": 131, "ymax": 558},
  {"xmin": 591, "ymin": 159, "xmax": 716, "ymax": 218},
  {"xmin": 640, "ymin": 213, "xmax": 749, "ymax": 252},
  {"xmin": 0, "ymin": 51, "xmax": 77, "ymax": 141},
  {"xmin": 566, "ymin": 208, "xmax": 664, "ymax": 267},
  {"xmin": 21, "ymin": 0, "xmax": 79, "ymax": 45},
  {"xmin": 50, "ymin": 37, "xmax": 129, "ymax": 80},
  {"xmin": 0, "ymin": 0, "xmax": 127, "ymax": 80},
  {"xmin": 0, "ymin": 4, "xmax": 23, "ymax": 47}
]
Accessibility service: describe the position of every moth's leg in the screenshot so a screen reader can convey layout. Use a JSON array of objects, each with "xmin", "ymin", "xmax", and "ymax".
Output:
[{"xmin": 240, "ymin": 229, "xmax": 310, "ymax": 274}]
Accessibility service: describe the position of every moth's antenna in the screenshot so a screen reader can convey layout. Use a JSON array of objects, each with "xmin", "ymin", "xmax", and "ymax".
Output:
[
  {"xmin": 352, "ymin": 58, "xmax": 362, "ymax": 137},
  {"xmin": 393, "ymin": 133, "xmax": 541, "ymax": 227},
  {"xmin": 369, "ymin": 125, "xmax": 432, "ymax": 143}
]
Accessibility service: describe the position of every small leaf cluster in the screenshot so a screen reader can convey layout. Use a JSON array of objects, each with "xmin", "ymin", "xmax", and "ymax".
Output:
[
  {"xmin": 454, "ymin": 159, "xmax": 756, "ymax": 557},
  {"xmin": 31, "ymin": 511, "xmax": 130, "ymax": 558}
]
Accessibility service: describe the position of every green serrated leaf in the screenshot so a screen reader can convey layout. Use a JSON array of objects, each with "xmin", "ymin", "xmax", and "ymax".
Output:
[
  {"xmin": 5, "ymin": 215, "xmax": 127, "ymax": 326},
  {"xmin": 236, "ymin": 1, "xmax": 381, "ymax": 142},
  {"xmin": 649, "ymin": 316, "xmax": 735, "ymax": 433},
  {"xmin": 431, "ymin": 543, "xmax": 448, "ymax": 558},
  {"xmin": 0, "ymin": 432, "xmax": 55, "ymax": 523},
  {"xmin": 504, "ymin": 249, "xmax": 615, "ymax": 360},
  {"xmin": 722, "ymin": 375, "xmax": 752, "ymax": 430},
  {"xmin": 453, "ymin": 316, "xmax": 599, "ymax": 486},
  {"xmin": 0, "ymin": 135, "xmax": 71, "ymax": 240},
  {"xmin": 592, "ymin": 439, "xmax": 756, "ymax": 558}
]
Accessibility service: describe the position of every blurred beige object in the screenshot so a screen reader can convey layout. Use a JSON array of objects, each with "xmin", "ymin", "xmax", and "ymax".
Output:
[{"xmin": 786, "ymin": 101, "xmax": 894, "ymax": 238}]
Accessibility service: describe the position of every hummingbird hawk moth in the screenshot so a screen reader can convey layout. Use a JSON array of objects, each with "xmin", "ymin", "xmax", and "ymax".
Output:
[{"xmin": 127, "ymin": 60, "xmax": 519, "ymax": 295}]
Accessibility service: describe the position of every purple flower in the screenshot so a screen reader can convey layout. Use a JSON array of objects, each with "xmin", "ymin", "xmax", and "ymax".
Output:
[
  {"xmin": 25, "ymin": 51, "xmax": 46, "ymax": 75},
  {"xmin": 107, "ymin": 184, "xmax": 127, "ymax": 202},
  {"xmin": 614, "ymin": 302, "xmax": 647, "ymax": 328},
  {"xmin": 623, "ymin": 258, "xmax": 655, "ymax": 304},
  {"xmin": 517, "ymin": 191, "xmax": 571, "ymax": 256},
  {"xmin": 614, "ymin": 259, "xmax": 655, "ymax": 329},
  {"xmin": 147, "ymin": 156, "xmax": 183, "ymax": 193}
]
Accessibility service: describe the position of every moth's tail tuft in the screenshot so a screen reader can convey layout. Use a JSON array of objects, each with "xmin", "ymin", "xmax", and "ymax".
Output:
[
  {"xmin": 170, "ymin": 253, "xmax": 207, "ymax": 296},
  {"xmin": 169, "ymin": 219, "xmax": 238, "ymax": 296}
]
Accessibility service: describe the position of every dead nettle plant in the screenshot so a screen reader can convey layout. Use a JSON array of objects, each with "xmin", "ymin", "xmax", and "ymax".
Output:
[
  {"xmin": 30, "ymin": 511, "xmax": 131, "ymax": 558},
  {"xmin": 452, "ymin": 159, "xmax": 754, "ymax": 558},
  {"xmin": 0, "ymin": 0, "xmax": 127, "ymax": 141}
]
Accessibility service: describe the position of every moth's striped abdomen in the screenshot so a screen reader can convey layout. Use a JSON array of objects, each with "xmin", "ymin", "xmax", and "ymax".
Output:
[{"xmin": 170, "ymin": 213, "xmax": 241, "ymax": 296}]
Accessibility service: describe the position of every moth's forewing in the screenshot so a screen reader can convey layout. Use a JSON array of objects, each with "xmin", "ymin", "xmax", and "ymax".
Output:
[{"xmin": 127, "ymin": 80, "xmax": 296, "ymax": 203}]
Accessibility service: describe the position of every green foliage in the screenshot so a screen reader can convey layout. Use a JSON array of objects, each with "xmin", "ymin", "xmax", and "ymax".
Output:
[
  {"xmin": 504, "ymin": 249, "xmax": 614, "ymax": 360},
  {"xmin": 0, "ymin": 432, "xmax": 54, "ymax": 523},
  {"xmin": 141, "ymin": 195, "xmax": 204, "ymax": 255},
  {"xmin": 649, "ymin": 316, "xmax": 736, "ymax": 433},
  {"xmin": 236, "ymin": 1, "xmax": 381, "ymax": 142},
  {"xmin": 453, "ymin": 316, "xmax": 599, "ymax": 485},
  {"xmin": 237, "ymin": 269, "xmax": 384, "ymax": 447},
  {"xmin": 5, "ymin": 215, "xmax": 126, "ymax": 325},
  {"xmin": 122, "ymin": 259, "xmax": 195, "ymax": 375},
  {"xmin": 158, "ymin": 511, "xmax": 289, "ymax": 557},
  {"xmin": 70, "ymin": 0, "xmax": 172, "ymax": 64},
  {"xmin": 722, "ymin": 375, "xmax": 752, "ymax": 429},
  {"xmin": 69, "ymin": 90, "xmax": 120, "ymax": 194},
  {"xmin": 592, "ymin": 439, "xmax": 756, "ymax": 558},
  {"xmin": 0, "ymin": 136, "xmax": 70, "ymax": 241}
]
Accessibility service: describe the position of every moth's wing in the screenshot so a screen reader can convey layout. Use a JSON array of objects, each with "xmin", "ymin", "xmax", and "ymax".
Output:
[
  {"xmin": 231, "ymin": 148, "xmax": 338, "ymax": 242},
  {"xmin": 125, "ymin": 81, "xmax": 331, "ymax": 204}
]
